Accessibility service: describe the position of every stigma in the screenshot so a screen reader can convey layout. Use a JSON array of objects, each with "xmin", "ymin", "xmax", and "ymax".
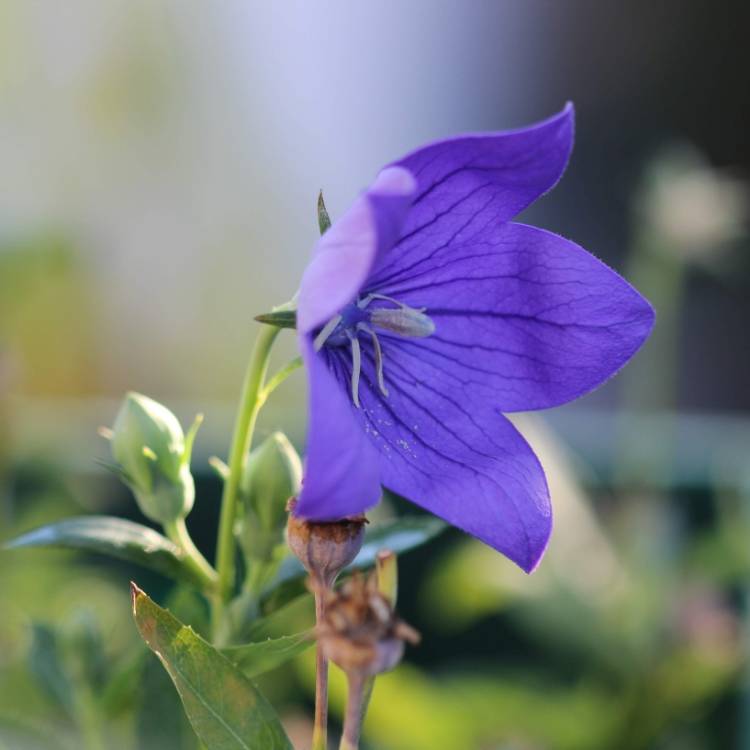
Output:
[{"xmin": 313, "ymin": 293, "xmax": 435, "ymax": 408}]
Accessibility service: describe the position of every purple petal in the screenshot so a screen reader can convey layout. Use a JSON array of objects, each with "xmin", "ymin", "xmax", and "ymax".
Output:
[
  {"xmin": 297, "ymin": 167, "xmax": 417, "ymax": 335},
  {"xmin": 294, "ymin": 335, "xmax": 382, "ymax": 520},
  {"xmin": 325, "ymin": 339, "xmax": 551, "ymax": 571},
  {"xmin": 371, "ymin": 222, "xmax": 655, "ymax": 411},
  {"xmin": 368, "ymin": 104, "xmax": 574, "ymax": 290}
]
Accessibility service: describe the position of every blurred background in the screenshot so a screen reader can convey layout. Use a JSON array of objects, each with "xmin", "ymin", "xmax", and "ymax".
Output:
[{"xmin": 1, "ymin": 1, "xmax": 749, "ymax": 748}]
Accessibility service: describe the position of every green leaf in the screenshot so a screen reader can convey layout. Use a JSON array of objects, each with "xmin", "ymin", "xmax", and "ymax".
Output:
[
  {"xmin": 248, "ymin": 595, "xmax": 316, "ymax": 640},
  {"xmin": 5, "ymin": 516, "xmax": 205, "ymax": 588},
  {"xmin": 356, "ymin": 514, "xmax": 445, "ymax": 567},
  {"xmin": 223, "ymin": 632, "xmax": 312, "ymax": 678},
  {"xmin": 231, "ymin": 593, "xmax": 315, "ymax": 645},
  {"xmin": 131, "ymin": 583, "xmax": 293, "ymax": 750}
]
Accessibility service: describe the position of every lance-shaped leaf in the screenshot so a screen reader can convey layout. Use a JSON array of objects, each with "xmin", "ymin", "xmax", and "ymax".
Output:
[
  {"xmin": 131, "ymin": 583, "xmax": 292, "ymax": 750},
  {"xmin": 223, "ymin": 632, "xmax": 313, "ymax": 679},
  {"xmin": 5, "ymin": 516, "xmax": 206, "ymax": 589}
]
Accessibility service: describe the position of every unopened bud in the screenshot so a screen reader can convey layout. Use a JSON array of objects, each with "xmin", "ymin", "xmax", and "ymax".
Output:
[
  {"xmin": 110, "ymin": 392, "xmax": 199, "ymax": 525},
  {"xmin": 286, "ymin": 500, "xmax": 366, "ymax": 588},
  {"xmin": 238, "ymin": 432, "xmax": 302, "ymax": 563},
  {"xmin": 317, "ymin": 571, "xmax": 419, "ymax": 677}
]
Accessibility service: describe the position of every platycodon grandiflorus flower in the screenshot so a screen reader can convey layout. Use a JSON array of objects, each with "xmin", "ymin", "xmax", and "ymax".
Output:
[{"xmin": 293, "ymin": 104, "xmax": 654, "ymax": 572}]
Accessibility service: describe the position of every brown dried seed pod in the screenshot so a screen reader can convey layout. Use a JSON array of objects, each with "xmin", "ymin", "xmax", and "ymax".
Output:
[
  {"xmin": 286, "ymin": 499, "xmax": 367, "ymax": 588},
  {"xmin": 317, "ymin": 571, "xmax": 420, "ymax": 677}
]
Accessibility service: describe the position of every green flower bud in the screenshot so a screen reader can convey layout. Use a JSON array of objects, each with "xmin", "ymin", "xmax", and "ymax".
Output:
[
  {"xmin": 110, "ymin": 392, "xmax": 199, "ymax": 525},
  {"xmin": 238, "ymin": 432, "xmax": 302, "ymax": 562}
]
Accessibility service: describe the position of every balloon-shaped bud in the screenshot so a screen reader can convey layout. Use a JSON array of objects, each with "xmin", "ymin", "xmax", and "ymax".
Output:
[
  {"xmin": 110, "ymin": 392, "xmax": 199, "ymax": 525},
  {"xmin": 238, "ymin": 432, "xmax": 302, "ymax": 563}
]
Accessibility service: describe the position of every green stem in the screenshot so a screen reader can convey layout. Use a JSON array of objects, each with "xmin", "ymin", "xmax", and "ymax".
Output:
[
  {"xmin": 72, "ymin": 682, "xmax": 105, "ymax": 750},
  {"xmin": 212, "ymin": 324, "xmax": 280, "ymax": 640},
  {"xmin": 164, "ymin": 517, "xmax": 217, "ymax": 592},
  {"xmin": 258, "ymin": 356, "xmax": 303, "ymax": 406}
]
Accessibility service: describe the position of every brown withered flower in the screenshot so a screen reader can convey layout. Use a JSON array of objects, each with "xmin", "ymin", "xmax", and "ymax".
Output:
[{"xmin": 316, "ymin": 571, "xmax": 420, "ymax": 677}]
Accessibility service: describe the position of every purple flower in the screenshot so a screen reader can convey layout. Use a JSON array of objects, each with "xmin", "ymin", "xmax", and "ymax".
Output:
[{"xmin": 293, "ymin": 104, "xmax": 654, "ymax": 572}]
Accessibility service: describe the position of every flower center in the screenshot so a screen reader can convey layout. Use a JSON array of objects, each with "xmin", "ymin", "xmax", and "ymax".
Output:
[{"xmin": 313, "ymin": 293, "xmax": 435, "ymax": 408}]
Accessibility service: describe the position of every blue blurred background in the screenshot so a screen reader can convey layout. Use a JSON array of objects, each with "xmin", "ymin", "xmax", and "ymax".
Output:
[{"xmin": 1, "ymin": 2, "xmax": 749, "ymax": 748}]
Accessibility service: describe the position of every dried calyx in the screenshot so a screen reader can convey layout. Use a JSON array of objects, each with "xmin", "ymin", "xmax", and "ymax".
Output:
[
  {"xmin": 316, "ymin": 571, "xmax": 420, "ymax": 677},
  {"xmin": 286, "ymin": 499, "xmax": 366, "ymax": 588}
]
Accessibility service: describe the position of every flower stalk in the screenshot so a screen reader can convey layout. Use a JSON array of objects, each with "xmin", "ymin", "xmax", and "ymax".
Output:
[
  {"xmin": 286, "ymin": 504, "xmax": 367, "ymax": 750},
  {"xmin": 339, "ymin": 673, "xmax": 366, "ymax": 750},
  {"xmin": 212, "ymin": 322, "xmax": 280, "ymax": 641},
  {"xmin": 312, "ymin": 587, "xmax": 329, "ymax": 750},
  {"xmin": 257, "ymin": 356, "xmax": 303, "ymax": 407},
  {"xmin": 315, "ymin": 570, "xmax": 420, "ymax": 750},
  {"xmin": 164, "ymin": 517, "xmax": 217, "ymax": 592}
]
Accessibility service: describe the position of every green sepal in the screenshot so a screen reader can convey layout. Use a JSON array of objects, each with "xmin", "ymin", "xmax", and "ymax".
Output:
[
  {"xmin": 317, "ymin": 190, "xmax": 332, "ymax": 235},
  {"xmin": 254, "ymin": 310, "xmax": 297, "ymax": 330}
]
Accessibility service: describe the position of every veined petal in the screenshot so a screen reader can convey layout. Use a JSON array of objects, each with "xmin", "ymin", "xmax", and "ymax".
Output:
[
  {"xmin": 297, "ymin": 167, "xmax": 417, "ymax": 335},
  {"xmin": 294, "ymin": 335, "xmax": 382, "ymax": 520},
  {"xmin": 368, "ymin": 104, "xmax": 574, "ymax": 290},
  {"xmin": 372, "ymin": 222, "xmax": 654, "ymax": 411},
  {"xmin": 325, "ymin": 339, "xmax": 551, "ymax": 572}
]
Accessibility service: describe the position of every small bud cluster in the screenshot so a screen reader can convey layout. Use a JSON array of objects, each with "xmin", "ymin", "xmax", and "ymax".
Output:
[{"xmin": 316, "ymin": 571, "xmax": 420, "ymax": 677}]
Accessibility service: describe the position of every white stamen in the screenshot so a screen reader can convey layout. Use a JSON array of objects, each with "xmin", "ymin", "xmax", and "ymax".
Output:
[
  {"xmin": 357, "ymin": 292, "xmax": 410, "ymax": 310},
  {"xmin": 315, "ymin": 292, "xmax": 435, "ymax": 407},
  {"xmin": 313, "ymin": 314, "xmax": 343, "ymax": 351},
  {"xmin": 348, "ymin": 332, "xmax": 362, "ymax": 408},
  {"xmin": 358, "ymin": 323, "xmax": 388, "ymax": 397}
]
